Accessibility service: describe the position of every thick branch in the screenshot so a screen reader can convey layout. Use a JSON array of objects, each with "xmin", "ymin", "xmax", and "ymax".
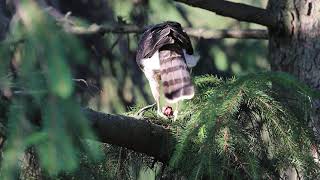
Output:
[
  {"xmin": 174, "ymin": 0, "xmax": 277, "ymax": 28},
  {"xmin": 83, "ymin": 108, "xmax": 175, "ymax": 163},
  {"xmin": 1, "ymin": 92, "xmax": 175, "ymax": 163}
]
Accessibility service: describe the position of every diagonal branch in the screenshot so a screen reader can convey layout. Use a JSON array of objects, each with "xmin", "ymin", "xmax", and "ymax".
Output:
[
  {"xmin": 83, "ymin": 108, "xmax": 175, "ymax": 163},
  {"xmin": 174, "ymin": 0, "xmax": 277, "ymax": 28},
  {"xmin": 1, "ymin": 92, "xmax": 175, "ymax": 163}
]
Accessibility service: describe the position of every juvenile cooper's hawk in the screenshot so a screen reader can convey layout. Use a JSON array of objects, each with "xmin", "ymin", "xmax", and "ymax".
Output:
[{"xmin": 136, "ymin": 21, "xmax": 199, "ymax": 118}]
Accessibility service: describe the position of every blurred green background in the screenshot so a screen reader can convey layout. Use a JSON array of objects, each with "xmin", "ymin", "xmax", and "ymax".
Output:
[{"xmin": 89, "ymin": 0, "xmax": 269, "ymax": 113}]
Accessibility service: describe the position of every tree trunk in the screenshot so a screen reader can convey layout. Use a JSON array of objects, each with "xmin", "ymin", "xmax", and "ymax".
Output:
[
  {"xmin": 20, "ymin": 147, "xmax": 43, "ymax": 180},
  {"xmin": 267, "ymin": 0, "xmax": 320, "ymax": 138},
  {"xmin": 267, "ymin": 1, "xmax": 320, "ymax": 179}
]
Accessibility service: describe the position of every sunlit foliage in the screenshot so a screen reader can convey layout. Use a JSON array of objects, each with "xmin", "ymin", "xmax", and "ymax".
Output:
[{"xmin": 170, "ymin": 73, "xmax": 320, "ymax": 179}]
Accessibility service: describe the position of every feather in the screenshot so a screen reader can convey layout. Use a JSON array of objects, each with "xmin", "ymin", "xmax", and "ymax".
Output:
[
  {"xmin": 136, "ymin": 21, "xmax": 193, "ymax": 62},
  {"xmin": 139, "ymin": 50, "xmax": 160, "ymax": 71},
  {"xmin": 183, "ymin": 49, "xmax": 200, "ymax": 68},
  {"xmin": 139, "ymin": 51, "xmax": 161, "ymax": 107},
  {"xmin": 159, "ymin": 44, "xmax": 194, "ymax": 103}
]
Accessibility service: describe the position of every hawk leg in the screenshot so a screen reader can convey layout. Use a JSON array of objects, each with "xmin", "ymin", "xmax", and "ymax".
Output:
[{"xmin": 147, "ymin": 72, "xmax": 167, "ymax": 118}]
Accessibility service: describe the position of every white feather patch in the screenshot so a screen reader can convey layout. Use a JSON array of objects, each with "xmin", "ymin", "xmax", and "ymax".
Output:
[
  {"xmin": 183, "ymin": 49, "xmax": 200, "ymax": 68},
  {"xmin": 139, "ymin": 50, "xmax": 160, "ymax": 71},
  {"xmin": 165, "ymin": 90, "xmax": 195, "ymax": 104}
]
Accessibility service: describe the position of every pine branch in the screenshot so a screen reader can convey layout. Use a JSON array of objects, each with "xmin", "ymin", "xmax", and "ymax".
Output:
[{"xmin": 174, "ymin": 0, "xmax": 277, "ymax": 28}]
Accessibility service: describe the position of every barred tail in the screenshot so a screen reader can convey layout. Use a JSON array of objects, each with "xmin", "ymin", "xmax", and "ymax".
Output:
[{"xmin": 159, "ymin": 45, "xmax": 194, "ymax": 103}]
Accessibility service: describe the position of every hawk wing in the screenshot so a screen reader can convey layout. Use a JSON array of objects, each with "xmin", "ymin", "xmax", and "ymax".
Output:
[{"xmin": 136, "ymin": 21, "xmax": 193, "ymax": 63}]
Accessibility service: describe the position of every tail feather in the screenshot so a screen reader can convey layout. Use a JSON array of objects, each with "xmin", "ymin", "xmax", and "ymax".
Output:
[{"xmin": 159, "ymin": 45, "xmax": 194, "ymax": 103}]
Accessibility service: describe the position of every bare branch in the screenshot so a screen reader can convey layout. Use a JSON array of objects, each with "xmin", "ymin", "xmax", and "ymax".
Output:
[
  {"xmin": 1, "ymin": 89, "xmax": 175, "ymax": 163},
  {"xmin": 37, "ymin": 4, "xmax": 269, "ymax": 40},
  {"xmin": 42, "ymin": 4, "xmax": 270, "ymax": 40},
  {"xmin": 83, "ymin": 108, "xmax": 175, "ymax": 163},
  {"xmin": 3, "ymin": 0, "xmax": 271, "ymax": 43},
  {"xmin": 184, "ymin": 28, "xmax": 268, "ymax": 39},
  {"xmin": 65, "ymin": 23, "xmax": 268, "ymax": 39},
  {"xmin": 64, "ymin": 23, "xmax": 144, "ymax": 35},
  {"xmin": 174, "ymin": 0, "xmax": 277, "ymax": 28}
]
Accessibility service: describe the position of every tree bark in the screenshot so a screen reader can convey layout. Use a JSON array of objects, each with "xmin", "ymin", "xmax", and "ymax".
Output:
[
  {"xmin": 267, "ymin": 1, "xmax": 320, "ymax": 178},
  {"xmin": 20, "ymin": 147, "xmax": 43, "ymax": 180},
  {"xmin": 267, "ymin": 0, "xmax": 320, "ymax": 139},
  {"xmin": 84, "ymin": 109, "xmax": 175, "ymax": 163}
]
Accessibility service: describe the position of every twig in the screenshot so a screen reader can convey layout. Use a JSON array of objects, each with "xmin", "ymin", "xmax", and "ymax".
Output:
[
  {"xmin": 63, "ymin": 23, "xmax": 144, "ymax": 35},
  {"xmin": 135, "ymin": 103, "xmax": 156, "ymax": 117},
  {"xmin": 72, "ymin": 78, "xmax": 89, "ymax": 87},
  {"xmin": 294, "ymin": 166, "xmax": 301, "ymax": 180},
  {"xmin": 72, "ymin": 78, "xmax": 101, "ymax": 98},
  {"xmin": 231, "ymin": 151, "xmax": 252, "ymax": 179}
]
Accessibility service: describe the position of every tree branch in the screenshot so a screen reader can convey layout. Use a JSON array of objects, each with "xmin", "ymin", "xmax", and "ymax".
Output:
[
  {"xmin": 1, "ymin": 91, "xmax": 175, "ymax": 163},
  {"xmin": 5, "ymin": 0, "xmax": 269, "ymax": 43},
  {"xmin": 40, "ymin": 5, "xmax": 269, "ymax": 40},
  {"xmin": 41, "ymin": 4, "xmax": 270, "ymax": 40},
  {"xmin": 184, "ymin": 28, "xmax": 267, "ymax": 39},
  {"xmin": 174, "ymin": 0, "xmax": 277, "ymax": 28},
  {"xmin": 59, "ymin": 21, "xmax": 268, "ymax": 40},
  {"xmin": 83, "ymin": 108, "xmax": 175, "ymax": 163}
]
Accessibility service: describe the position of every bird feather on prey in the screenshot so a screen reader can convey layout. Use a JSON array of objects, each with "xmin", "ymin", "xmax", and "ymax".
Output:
[{"xmin": 136, "ymin": 21, "xmax": 199, "ymax": 119}]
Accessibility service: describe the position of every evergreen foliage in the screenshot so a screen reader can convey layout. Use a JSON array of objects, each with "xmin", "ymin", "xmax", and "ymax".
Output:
[
  {"xmin": 0, "ymin": 2, "xmax": 100, "ymax": 179},
  {"xmin": 169, "ymin": 73, "xmax": 320, "ymax": 179}
]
